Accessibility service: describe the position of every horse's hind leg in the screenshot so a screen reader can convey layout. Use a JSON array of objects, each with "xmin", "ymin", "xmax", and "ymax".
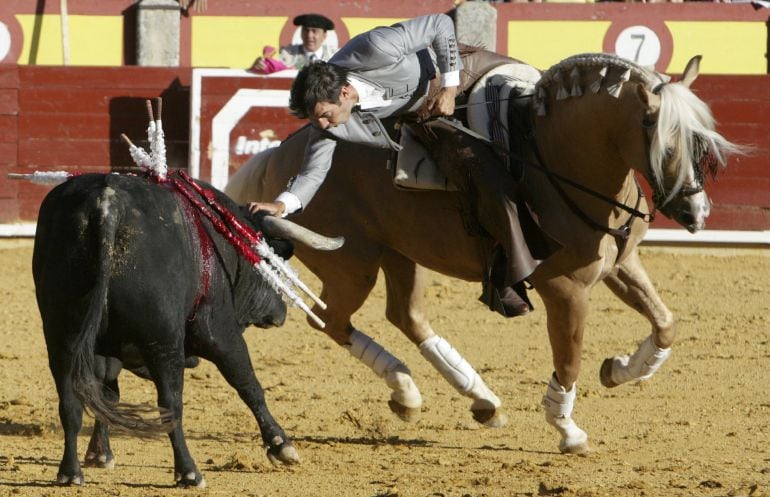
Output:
[
  {"xmin": 599, "ymin": 249, "xmax": 674, "ymax": 388},
  {"xmin": 306, "ymin": 246, "xmax": 423, "ymax": 420},
  {"xmin": 381, "ymin": 249, "xmax": 506, "ymax": 428}
]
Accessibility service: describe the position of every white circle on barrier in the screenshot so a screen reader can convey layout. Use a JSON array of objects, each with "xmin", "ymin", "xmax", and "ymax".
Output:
[
  {"xmin": 614, "ymin": 26, "xmax": 661, "ymax": 68},
  {"xmin": 0, "ymin": 22, "xmax": 10, "ymax": 62}
]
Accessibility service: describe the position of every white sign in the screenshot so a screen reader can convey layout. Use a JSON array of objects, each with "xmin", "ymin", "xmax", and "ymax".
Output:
[
  {"xmin": 0, "ymin": 22, "xmax": 11, "ymax": 62},
  {"xmin": 614, "ymin": 26, "xmax": 661, "ymax": 68}
]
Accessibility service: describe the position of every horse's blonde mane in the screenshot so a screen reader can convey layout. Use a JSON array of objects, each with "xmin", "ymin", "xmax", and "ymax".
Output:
[
  {"xmin": 535, "ymin": 53, "xmax": 742, "ymax": 203},
  {"xmin": 652, "ymin": 82, "xmax": 743, "ymax": 203}
]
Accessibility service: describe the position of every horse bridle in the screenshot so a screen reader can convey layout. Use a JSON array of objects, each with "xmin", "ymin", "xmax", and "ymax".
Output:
[
  {"xmin": 527, "ymin": 143, "xmax": 650, "ymax": 242},
  {"xmin": 641, "ymin": 108, "xmax": 710, "ymax": 221}
]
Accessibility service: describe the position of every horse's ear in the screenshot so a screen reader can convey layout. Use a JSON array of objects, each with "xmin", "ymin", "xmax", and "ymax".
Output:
[
  {"xmin": 636, "ymin": 84, "xmax": 660, "ymax": 115},
  {"xmin": 680, "ymin": 55, "xmax": 702, "ymax": 88}
]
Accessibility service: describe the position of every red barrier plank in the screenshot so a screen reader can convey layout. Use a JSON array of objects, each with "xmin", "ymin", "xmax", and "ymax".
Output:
[
  {"xmin": 0, "ymin": 142, "xmax": 17, "ymax": 166},
  {"xmin": 0, "ymin": 115, "xmax": 18, "ymax": 142},
  {"xmin": 0, "ymin": 67, "xmax": 19, "ymax": 89},
  {"xmin": 19, "ymin": 112, "xmax": 110, "ymax": 140},
  {"xmin": 18, "ymin": 139, "xmax": 112, "ymax": 168},
  {"xmin": 202, "ymin": 77, "xmax": 293, "ymax": 94},
  {"xmin": 0, "ymin": 164, "xmax": 19, "ymax": 197},
  {"xmin": 19, "ymin": 88, "xmax": 187, "ymax": 114},
  {"xmin": 693, "ymin": 77, "xmax": 770, "ymax": 100},
  {"xmin": 20, "ymin": 67, "xmax": 191, "ymax": 90},
  {"xmin": 0, "ymin": 89, "xmax": 18, "ymax": 115},
  {"xmin": 707, "ymin": 176, "xmax": 770, "ymax": 206},
  {"xmin": 0, "ymin": 199, "xmax": 20, "ymax": 223},
  {"xmin": 709, "ymin": 101, "xmax": 770, "ymax": 124}
]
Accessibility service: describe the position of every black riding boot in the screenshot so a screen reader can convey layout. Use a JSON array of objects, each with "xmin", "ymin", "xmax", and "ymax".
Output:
[{"xmin": 479, "ymin": 247, "xmax": 533, "ymax": 318}]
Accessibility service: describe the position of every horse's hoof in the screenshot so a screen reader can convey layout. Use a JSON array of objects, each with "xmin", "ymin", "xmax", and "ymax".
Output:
[
  {"xmin": 600, "ymin": 358, "xmax": 619, "ymax": 388},
  {"xmin": 388, "ymin": 399, "xmax": 421, "ymax": 422},
  {"xmin": 559, "ymin": 440, "xmax": 592, "ymax": 455},
  {"xmin": 56, "ymin": 473, "xmax": 84, "ymax": 486},
  {"xmin": 472, "ymin": 408, "xmax": 508, "ymax": 428},
  {"xmin": 266, "ymin": 438, "xmax": 300, "ymax": 466},
  {"xmin": 175, "ymin": 471, "xmax": 206, "ymax": 488},
  {"xmin": 84, "ymin": 452, "xmax": 115, "ymax": 469}
]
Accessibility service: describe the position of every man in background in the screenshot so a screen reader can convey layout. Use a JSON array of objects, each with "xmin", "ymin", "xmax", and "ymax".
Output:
[{"xmin": 251, "ymin": 13, "xmax": 337, "ymax": 74}]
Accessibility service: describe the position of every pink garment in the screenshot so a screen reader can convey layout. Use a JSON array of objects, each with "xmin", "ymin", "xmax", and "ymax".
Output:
[{"xmin": 260, "ymin": 57, "xmax": 290, "ymax": 74}]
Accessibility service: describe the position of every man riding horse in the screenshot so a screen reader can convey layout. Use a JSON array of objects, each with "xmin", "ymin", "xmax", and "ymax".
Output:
[{"xmin": 250, "ymin": 13, "xmax": 547, "ymax": 319}]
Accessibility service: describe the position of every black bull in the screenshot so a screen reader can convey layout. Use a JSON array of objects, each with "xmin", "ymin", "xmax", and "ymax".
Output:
[{"xmin": 32, "ymin": 173, "xmax": 311, "ymax": 487}]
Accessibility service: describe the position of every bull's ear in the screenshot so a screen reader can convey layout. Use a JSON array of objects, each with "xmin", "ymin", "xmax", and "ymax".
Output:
[{"xmin": 680, "ymin": 55, "xmax": 701, "ymax": 88}]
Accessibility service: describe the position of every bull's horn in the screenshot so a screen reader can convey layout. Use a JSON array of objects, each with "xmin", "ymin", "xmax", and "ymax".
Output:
[{"xmin": 261, "ymin": 216, "xmax": 344, "ymax": 251}]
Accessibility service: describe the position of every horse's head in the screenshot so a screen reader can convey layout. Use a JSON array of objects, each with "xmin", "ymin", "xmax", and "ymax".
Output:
[{"xmin": 636, "ymin": 56, "xmax": 743, "ymax": 232}]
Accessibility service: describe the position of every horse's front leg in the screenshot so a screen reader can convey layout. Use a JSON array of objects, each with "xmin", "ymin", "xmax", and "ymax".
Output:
[
  {"xmin": 381, "ymin": 249, "xmax": 506, "ymax": 428},
  {"xmin": 304, "ymin": 246, "xmax": 424, "ymax": 421},
  {"xmin": 535, "ymin": 274, "xmax": 590, "ymax": 454},
  {"xmin": 599, "ymin": 248, "xmax": 674, "ymax": 388}
]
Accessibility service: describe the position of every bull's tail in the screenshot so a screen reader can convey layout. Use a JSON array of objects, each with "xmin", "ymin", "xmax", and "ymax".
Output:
[{"xmin": 69, "ymin": 204, "xmax": 175, "ymax": 435}]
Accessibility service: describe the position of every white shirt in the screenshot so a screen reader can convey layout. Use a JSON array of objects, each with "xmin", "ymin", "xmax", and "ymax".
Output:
[
  {"xmin": 348, "ymin": 76, "xmax": 392, "ymax": 110},
  {"xmin": 304, "ymin": 48, "xmax": 324, "ymax": 63}
]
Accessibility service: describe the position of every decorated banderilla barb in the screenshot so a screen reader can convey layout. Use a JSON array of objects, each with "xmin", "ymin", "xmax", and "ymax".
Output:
[
  {"xmin": 129, "ymin": 98, "xmax": 328, "ymax": 328},
  {"xmin": 10, "ymin": 97, "xmax": 328, "ymax": 328}
]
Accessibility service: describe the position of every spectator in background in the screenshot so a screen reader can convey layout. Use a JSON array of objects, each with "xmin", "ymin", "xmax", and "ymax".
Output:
[{"xmin": 250, "ymin": 13, "xmax": 337, "ymax": 74}]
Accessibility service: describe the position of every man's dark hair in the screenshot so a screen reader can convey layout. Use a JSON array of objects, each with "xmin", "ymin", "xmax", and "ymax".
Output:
[{"xmin": 289, "ymin": 62, "xmax": 350, "ymax": 119}]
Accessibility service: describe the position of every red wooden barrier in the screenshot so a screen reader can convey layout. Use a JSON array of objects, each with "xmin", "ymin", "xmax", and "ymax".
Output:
[
  {"xmin": 0, "ymin": 66, "xmax": 191, "ymax": 221},
  {"xmin": 0, "ymin": 66, "xmax": 767, "ymax": 233}
]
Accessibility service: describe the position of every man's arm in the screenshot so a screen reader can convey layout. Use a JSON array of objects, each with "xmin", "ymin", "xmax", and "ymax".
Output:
[
  {"xmin": 254, "ymin": 127, "xmax": 337, "ymax": 217},
  {"xmin": 330, "ymin": 14, "xmax": 462, "ymax": 80}
]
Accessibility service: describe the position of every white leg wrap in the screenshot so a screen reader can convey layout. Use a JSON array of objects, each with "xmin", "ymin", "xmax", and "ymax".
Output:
[
  {"xmin": 610, "ymin": 335, "xmax": 672, "ymax": 386},
  {"xmin": 542, "ymin": 374, "xmax": 588, "ymax": 452},
  {"xmin": 346, "ymin": 329, "xmax": 422, "ymax": 409},
  {"xmin": 419, "ymin": 335, "xmax": 500, "ymax": 410}
]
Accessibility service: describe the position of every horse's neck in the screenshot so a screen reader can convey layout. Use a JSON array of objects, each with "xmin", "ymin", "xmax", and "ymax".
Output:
[
  {"xmin": 533, "ymin": 92, "xmax": 638, "ymax": 199},
  {"xmin": 524, "ymin": 78, "xmax": 649, "ymax": 248}
]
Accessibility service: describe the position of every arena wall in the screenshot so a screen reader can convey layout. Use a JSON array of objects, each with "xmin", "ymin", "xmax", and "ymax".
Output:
[{"xmin": 0, "ymin": 1, "xmax": 767, "ymax": 239}]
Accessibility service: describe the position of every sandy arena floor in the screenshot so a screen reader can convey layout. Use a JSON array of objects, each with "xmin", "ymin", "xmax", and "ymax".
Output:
[{"xmin": 0, "ymin": 238, "xmax": 768, "ymax": 497}]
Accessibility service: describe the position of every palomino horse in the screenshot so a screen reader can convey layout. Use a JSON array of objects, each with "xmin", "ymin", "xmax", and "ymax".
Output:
[{"xmin": 226, "ymin": 53, "xmax": 740, "ymax": 453}]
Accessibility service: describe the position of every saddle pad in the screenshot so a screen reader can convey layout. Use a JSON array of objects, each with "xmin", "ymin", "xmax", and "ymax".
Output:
[
  {"xmin": 466, "ymin": 63, "xmax": 541, "ymax": 150},
  {"xmin": 393, "ymin": 123, "xmax": 458, "ymax": 192}
]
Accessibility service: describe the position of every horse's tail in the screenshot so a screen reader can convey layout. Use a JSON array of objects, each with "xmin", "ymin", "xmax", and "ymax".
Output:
[
  {"xmin": 225, "ymin": 147, "xmax": 278, "ymax": 203},
  {"xmin": 70, "ymin": 201, "xmax": 175, "ymax": 435}
]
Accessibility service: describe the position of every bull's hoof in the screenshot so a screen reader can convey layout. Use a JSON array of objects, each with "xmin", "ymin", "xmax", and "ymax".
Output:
[
  {"xmin": 84, "ymin": 452, "xmax": 115, "ymax": 469},
  {"xmin": 56, "ymin": 473, "xmax": 84, "ymax": 486},
  {"xmin": 599, "ymin": 358, "xmax": 619, "ymax": 388},
  {"xmin": 175, "ymin": 471, "xmax": 206, "ymax": 488},
  {"xmin": 388, "ymin": 399, "xmax": 421, "ymax": 422},
  {"xmin": 266, "ymin": 437, "xmax": 300, "ymax": 466},
  {"xmin": 472, "ymin": 408, "xmax": 508, "ymax": 428}
]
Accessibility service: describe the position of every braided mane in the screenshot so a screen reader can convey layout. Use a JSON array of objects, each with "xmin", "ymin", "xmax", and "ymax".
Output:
[{"xmin": 534, "ymin": 53, "xmax": 741, "ymax": 204}]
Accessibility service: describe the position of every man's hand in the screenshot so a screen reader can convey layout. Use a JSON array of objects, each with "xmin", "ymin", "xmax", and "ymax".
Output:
[
  {"xmin": 420, "ymin": 86, "xmax": 457, "ymax": 121},
  {"xmin": 248, "ymin": 201, "xmax": 286, "ymax": 217}
]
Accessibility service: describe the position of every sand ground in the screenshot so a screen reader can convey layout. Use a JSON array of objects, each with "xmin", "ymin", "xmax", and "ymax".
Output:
[{"xmin": 0, "ymin": 238, "xmax": 768, "ymax": 497}]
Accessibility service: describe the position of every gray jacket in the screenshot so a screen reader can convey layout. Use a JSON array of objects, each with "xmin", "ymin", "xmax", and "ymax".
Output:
[{"xmin": 284, "ymin": 13, "xmax": 462, "ymax": 211}]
